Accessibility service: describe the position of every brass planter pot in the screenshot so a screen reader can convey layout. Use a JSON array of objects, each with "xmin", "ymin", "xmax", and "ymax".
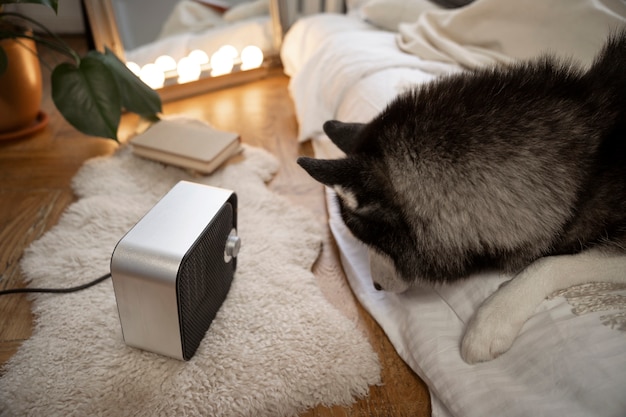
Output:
[{"xmin": 0, "ymin": 35, "xmax": 43, "ymax": 134}]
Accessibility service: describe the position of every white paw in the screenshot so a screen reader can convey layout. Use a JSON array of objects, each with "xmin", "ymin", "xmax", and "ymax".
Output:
[{"xmin": 460, "ymin": 296, "xmax": 526, "ymax": 364}]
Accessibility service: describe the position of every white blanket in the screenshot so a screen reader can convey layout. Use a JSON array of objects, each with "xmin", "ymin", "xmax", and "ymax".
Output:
[
  {"xmin": 282, "ymin": 14, "xmax": 457, "ymax": 142},
  {"xmin": 282, "ymin": 2, "xmax": 626, "ymax": 416},
  {"xmin": 397, "ymin": 0, "xmax": 626, "ymax": 68}
]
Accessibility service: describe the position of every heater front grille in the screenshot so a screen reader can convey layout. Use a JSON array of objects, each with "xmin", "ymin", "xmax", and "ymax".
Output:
[{"xmin": 176, "ymin": 202, "xmax": 236, "ymax": 360}]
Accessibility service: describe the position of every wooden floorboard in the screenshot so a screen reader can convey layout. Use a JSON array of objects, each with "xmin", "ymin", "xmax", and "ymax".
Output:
[{"xmin": 0, "ymin": 36, "xmax": 430, "ymax": 416}]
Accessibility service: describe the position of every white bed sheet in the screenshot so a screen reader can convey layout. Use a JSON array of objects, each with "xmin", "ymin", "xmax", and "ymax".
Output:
[{"xmin": 282, "ymin": 12, "xmax": 626, "ymax": 417}]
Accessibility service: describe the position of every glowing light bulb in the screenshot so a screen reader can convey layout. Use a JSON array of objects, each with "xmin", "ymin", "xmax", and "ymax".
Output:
[
  {"xmin": 176, "ymin": 56, "xmax": 201, "ymax": 83},
  {"xmin": 187, "ymin": 49, "xmax": 209, "ymax": 65},
  {"xmin": 240, "ymin": 46, "xmax": 264, "ymax": 70},
  {"xmin": 210, "ymin": 49, "xmax": 234, "ymax": 76},
  {"xmin": 218, "ymin": 45, "xmax": 238, "ymax": 60},
  {"xmin": 139, "ymin": 63, "xmax": 165, "ymax": 89},
  {"xmin": 154, "ymin": 55, "xmax": 177, "ymax": 72},
  {"xmin": 126, "ymin": 61, "xmax": 141, "ymax": 76}
]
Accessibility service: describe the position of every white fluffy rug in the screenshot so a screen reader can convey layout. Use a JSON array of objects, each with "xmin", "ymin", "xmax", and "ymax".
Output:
[{"xmin": 0, "ymin": 146, "xmax": 380, "ymax": 417}]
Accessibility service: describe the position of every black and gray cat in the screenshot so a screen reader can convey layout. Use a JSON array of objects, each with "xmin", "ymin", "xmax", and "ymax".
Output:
[{"xmin": 298, "ymin": 30, "xmax": 626, "ymax": 363}]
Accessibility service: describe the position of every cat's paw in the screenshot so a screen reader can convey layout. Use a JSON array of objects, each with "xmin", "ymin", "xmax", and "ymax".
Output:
[{"xmin": 460, "ymin": 296, "xmax": 526, "ymax": 364}]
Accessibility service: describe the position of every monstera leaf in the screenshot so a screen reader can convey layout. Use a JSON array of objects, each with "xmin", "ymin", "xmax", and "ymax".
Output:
[
  {"xmin": 93, "ymin": 48, "xmax": 161, "ymax": 119},
  {"xmin": 52, "ymin": 56, "xmax": 122, "ymax": 140},
  {"xmin": 52, "ymin": 49, "xmax": 161, "ymax": 140}
]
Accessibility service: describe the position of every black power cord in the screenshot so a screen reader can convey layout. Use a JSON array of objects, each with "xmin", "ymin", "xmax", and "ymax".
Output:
[{"xmin": 0, "ymin": 273, "xmax": 111, "ymax": 297}]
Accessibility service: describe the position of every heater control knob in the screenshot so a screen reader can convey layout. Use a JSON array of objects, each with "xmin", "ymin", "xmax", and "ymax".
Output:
[{"xmin": 224, "ymin": 229, "xmax": 241, "ymax": 262}]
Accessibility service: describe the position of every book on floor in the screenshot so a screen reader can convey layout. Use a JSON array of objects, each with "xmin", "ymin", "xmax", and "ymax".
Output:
[{"xmin": 130, "ymin": 117, "xmax": 242, "ymax": 174}]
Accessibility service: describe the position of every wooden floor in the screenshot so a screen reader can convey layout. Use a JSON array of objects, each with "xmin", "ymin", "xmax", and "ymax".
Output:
[{"xmin": 0, "ymin": 36, "xmax": 431, "ymax": 416}]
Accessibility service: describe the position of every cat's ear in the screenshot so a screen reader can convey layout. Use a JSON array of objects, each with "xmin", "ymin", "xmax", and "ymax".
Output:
[
  {"xmin": 297, "ymin": 156, "xmax": 357, "ymax": 187},
  {"xmin": 323, "ymin": 120, "xmax": 366, "ymax": 154}
]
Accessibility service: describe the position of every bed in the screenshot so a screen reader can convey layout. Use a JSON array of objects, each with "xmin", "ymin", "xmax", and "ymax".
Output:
[{"xmin": 280, "ymin": 1, "xmax": 626, "ymax": 416}]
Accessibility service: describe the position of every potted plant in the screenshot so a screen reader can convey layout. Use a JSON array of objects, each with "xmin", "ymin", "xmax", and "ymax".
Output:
[
  {"xmin": 0, "ymin": 16, "xmax": 42, "ymax": 136},
  {"xmin": 0, "ymin": 0, "xmax": 161, "ymax": 141}
]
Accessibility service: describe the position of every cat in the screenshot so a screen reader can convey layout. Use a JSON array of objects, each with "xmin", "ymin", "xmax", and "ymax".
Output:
[{"xmin": 297, "ymin": 30, "xmax": 626, "ymax": 363}]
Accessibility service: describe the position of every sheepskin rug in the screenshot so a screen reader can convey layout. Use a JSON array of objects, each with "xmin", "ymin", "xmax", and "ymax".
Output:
[{"xmin": 0, "ymin": 146, "xmax": 380, "ymax": 417}]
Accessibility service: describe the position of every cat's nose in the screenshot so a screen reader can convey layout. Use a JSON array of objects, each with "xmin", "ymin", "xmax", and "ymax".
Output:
[{"xmin": 373, "ymin": 282, "xmax": 383, "ymax": 291}]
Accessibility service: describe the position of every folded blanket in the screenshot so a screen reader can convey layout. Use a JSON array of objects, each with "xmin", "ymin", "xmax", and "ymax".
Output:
[{"xmin": 397, "ymin": 0, "xmax": 626, "ymax": 68}]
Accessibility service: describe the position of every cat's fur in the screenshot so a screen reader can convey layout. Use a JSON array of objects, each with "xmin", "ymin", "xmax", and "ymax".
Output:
[{"xmin": 298, "ymin": 30, "xmax": 626, "ymax": 363}]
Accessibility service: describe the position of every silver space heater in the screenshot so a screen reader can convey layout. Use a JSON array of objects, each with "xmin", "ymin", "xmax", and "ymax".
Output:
[{"xmin": 110, "ymin": 181, "xmax": 240, "ymax": 360}]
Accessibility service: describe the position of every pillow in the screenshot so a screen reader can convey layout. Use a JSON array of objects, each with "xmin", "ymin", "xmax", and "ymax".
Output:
[{"xmin": 361, "ymin": 0, "xmax": 443, "ymax": 31}]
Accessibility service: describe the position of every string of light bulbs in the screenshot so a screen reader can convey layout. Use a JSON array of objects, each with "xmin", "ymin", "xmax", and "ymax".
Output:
[{"xmin": 126, "ymin": 45, "xmax": 265, "ymax": 89}]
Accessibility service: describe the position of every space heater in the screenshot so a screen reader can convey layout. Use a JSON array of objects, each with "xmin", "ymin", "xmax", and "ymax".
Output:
[{"xmin": 110, "ymin": 181, "xmax": 240, "ymax": 361}]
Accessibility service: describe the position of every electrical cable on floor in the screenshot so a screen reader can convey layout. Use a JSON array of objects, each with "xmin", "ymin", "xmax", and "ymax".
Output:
[{"xmin": 0, "ymin": 272, "xmax": 111, "ymax": 296}]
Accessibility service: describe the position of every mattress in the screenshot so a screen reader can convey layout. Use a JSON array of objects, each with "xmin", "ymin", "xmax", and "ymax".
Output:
[{"xmin": 281, "ymin": 6, "xmax": 626, "ymax": 417}]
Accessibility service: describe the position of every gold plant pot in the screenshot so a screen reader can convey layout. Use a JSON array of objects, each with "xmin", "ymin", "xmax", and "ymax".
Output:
[{"xmin": 0, "ymin": 35, "xmax": 43, "ymax": 134}]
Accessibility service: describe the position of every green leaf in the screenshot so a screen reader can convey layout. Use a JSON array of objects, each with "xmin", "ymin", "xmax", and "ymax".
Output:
[
  {"xmin": 51, "ymin": 56, "xmax": 121, "ymax": 140},
  {"xmin": 0, "ymin": 0, "xmax": 58, "ymax": 13},
  {"xmin": 88, "ymin": 48, "xmax": 162, "ymax": 118},
  {"xmin": 0, "ymin": 46, "xmax": 7, "ymax": 75}
]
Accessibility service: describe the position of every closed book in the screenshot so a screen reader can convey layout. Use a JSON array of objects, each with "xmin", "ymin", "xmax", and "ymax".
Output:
[{"xmin": 131, "ymin": 118, "xmax": 241, "ymax": 174}]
